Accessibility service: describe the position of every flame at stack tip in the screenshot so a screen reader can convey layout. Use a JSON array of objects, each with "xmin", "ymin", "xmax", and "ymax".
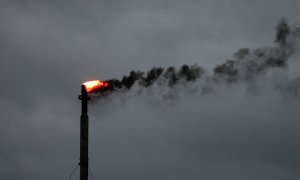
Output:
[{"xmin": 83, "ymin": 80, "xmax": 109, "ymax": 93}]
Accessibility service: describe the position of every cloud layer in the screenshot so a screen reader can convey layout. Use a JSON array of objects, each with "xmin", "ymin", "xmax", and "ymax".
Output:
[{"xmin": 1, "ymin": 1, "xmax": 300, "ymax": 180}]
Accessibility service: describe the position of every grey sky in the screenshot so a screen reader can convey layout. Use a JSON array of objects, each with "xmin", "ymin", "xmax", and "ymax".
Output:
[{"xmin": 1, "ymin": 0, "xmax": 300, "ymax": 179}]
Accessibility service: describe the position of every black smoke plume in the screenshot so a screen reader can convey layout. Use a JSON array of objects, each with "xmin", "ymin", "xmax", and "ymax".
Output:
[
  {"xmin": 103, "ymin": 64, "xmax": 204, "ymax": 92},
  {"xmin": 95, "ymin": 19, "xmax": 300, "ymax": 96},
  {"xmin": 213, "ymin": 19, "xmax": 300, "ymax": 83}
]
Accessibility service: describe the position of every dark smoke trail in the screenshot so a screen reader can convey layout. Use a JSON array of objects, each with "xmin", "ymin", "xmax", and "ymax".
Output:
[
  {"xmin": 104, "ymin": 64, "xmax": 204, "ymax": 92},
  {"xmin": 94, "ymin": 19, "xmax": 300, "ymax": 97},
  {"xmin": 213, "ymin": 19, "xmax": 300, "ymax": 83}
]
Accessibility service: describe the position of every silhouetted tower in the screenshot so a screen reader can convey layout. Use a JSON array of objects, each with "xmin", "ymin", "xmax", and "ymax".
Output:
[{"xmin": 79, "ymin": 85, "xmax": 89, "ymax": 180}]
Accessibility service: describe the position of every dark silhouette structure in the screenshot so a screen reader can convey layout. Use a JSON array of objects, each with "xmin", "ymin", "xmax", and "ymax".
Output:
[{"xmin": 78, "ymin": 85, "xmax": 89, "ymax": 180}]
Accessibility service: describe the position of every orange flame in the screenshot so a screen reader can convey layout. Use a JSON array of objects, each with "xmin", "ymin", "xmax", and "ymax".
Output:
[{"xmin": 83, "ymin": 80, "xmax": 109, "ymax": 93}]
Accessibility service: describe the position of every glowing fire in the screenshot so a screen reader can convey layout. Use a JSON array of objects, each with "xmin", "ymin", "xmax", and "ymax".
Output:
[{"xmin": 83, "ymin": 80, "xmax": 109, "ymax": 93}]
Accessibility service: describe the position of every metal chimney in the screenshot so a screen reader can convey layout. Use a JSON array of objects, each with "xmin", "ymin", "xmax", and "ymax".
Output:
[{"xmin": 79, "ymin": 85, "xmax": 89, "ymax": 180}]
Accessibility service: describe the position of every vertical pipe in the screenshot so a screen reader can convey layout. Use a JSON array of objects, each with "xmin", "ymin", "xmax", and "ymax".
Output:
[{"xmin": 80, "ymin": 85, "xmax": 89, "ymax": 180}]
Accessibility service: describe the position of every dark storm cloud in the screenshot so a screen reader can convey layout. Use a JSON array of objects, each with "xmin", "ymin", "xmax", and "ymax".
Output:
[{"xmin": 1, "ymin": 0, "xmax": 300, "ymax": 180}]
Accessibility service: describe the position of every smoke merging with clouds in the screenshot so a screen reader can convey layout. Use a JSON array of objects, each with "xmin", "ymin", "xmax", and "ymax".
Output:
[
  {"xmin": 94, "ymin": 19, "xmax": 300, "ymax": 99},
  {"xmin": 87, "ymin": 20, "xmax": 300, "ymax": 180}
]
